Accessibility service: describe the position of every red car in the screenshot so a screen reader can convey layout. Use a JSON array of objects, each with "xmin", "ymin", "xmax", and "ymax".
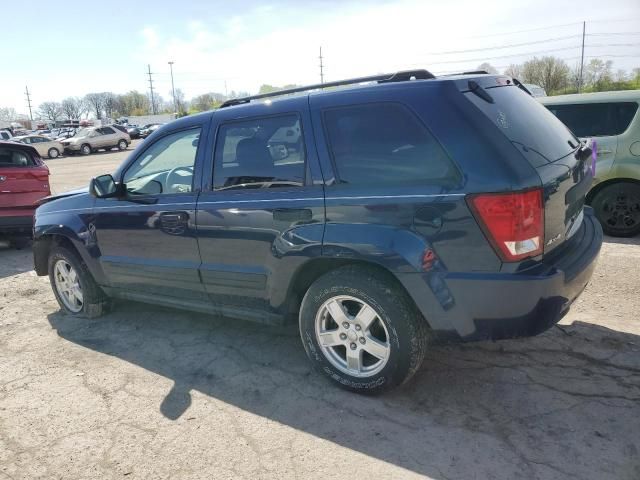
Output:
[{"xmin": 0, "ymin": 141, "xmax": 50, "ymax": 247}]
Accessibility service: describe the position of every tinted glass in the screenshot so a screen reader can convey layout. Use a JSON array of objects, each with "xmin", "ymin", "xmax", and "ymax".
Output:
[
  {"xmin": 546, "ymin": 102, "xmax": 638, "ymax": 137},
  {"xmin": 124, "ymin": 128, "xmax": 201, "ymax": 195},
  {"xmin": 323, "ymin": 102, "xmax": 459, "ymax": 187},
  {"xmin": 213, "ymin": 114, "xmax": 305, "ymax": 190},
  {"xmin": 466, "ymin": 85, "xmax": 578, "ymax": 163},
  {"xmin": 0, "ymin": 149, "xmax": 34, "ymax": 167},
  {"xmin": 100, "ymin": 127, "xmax": 116, "ymax": 135}
]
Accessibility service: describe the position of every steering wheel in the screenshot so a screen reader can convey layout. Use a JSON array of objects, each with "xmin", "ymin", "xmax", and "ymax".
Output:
[{"xmin": 166, "ymin": 166, "xmax": 194, "ymax": 193}]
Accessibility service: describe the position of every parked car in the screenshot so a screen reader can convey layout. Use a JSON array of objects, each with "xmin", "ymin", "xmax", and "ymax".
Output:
[
  {"xmin": 33, "ymin": 71, "xmax": 602, "ymax": 392},
  {"xmin": 139, "ymin": 123, "xmax": 162, "ymax": 138},
  {"xmin": 0, "ymin": 141, "xmax": 50, "ymax": 248},
  {"xmin": 523, "ymin": 83, "xmax": 546, "ymax": 97},
  {"xmin": 13, "ymin": 135, "xmax": 65, "ymax": 159},
  {"xmin": 540, "ymin": 90, "xmax": 640, "ymax": 236},
  {"xmin": 60, "ymin": 126, "xmax": 130, "ymax": 155},
  {"xmin": 55, "ymin": 128, "xmax": 78, "ymax": 141},
  {"xmin": 126, "ymin": 126, "xmax": 141, "ymax": 139}
]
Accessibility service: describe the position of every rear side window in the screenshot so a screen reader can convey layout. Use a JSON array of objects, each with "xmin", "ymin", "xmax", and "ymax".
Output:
[
  {"xmin": 0, "ymin": 148, "xmax": 35, "ymax": 167},
  {"xmin": 213, "ymin": 114, "xmax": 305, "ymax": 190},
  {"xmin": 546, "ymin": 102, "xmax": 639, "ymax": 137},
  {"xmin": 322, "ymin": 103, "xmax": 459, "ymax": 187}
]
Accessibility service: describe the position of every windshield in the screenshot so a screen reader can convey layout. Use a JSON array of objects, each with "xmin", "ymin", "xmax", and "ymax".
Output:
[{"xmin": 465, "ymin": 85, "xmax": 578, "ymax": 164}]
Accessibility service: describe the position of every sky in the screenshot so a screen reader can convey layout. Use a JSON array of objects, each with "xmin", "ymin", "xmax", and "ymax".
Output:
[{"xmin": 1, "ymin": 0, "xmax": 639, "ymax": 116}]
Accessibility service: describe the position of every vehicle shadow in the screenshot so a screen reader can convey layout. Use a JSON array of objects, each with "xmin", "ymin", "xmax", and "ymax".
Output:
[
  {"xmin": 0, "ymin": 243, "xmax": 33, "ymax": 279},
  {"xmin": 47, "ymin": 304, "xmax": 640, "ymax": 479}
]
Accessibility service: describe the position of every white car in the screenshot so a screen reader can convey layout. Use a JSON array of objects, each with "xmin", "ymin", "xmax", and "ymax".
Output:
[{"xmin": 13, "ymin": 135, "xmax": 65, "ymax": 159}]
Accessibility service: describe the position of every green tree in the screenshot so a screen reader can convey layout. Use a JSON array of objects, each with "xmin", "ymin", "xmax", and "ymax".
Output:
[{"xmin": 520, "ymin": 56, "xmax": 570, "ymax": 94}]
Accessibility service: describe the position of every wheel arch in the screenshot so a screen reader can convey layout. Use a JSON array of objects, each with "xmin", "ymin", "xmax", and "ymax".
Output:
[
  {"xmin": 586, "ymin": 177, "xmax": 640, "ymax": 205},
  {"xmin": 284, "ymin": 258, "xmax": 431, "ymax": 328}
]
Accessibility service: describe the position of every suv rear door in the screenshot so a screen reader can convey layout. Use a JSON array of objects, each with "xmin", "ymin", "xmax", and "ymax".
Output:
[{"xmin": 196, "ymin": 99, "xmax": 325, "ymax": 315}]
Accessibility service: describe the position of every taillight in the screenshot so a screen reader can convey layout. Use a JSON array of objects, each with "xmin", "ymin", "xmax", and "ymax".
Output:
[{"xmin": 468, "ymin": 188, "xmax": 544, "ymax": 262}]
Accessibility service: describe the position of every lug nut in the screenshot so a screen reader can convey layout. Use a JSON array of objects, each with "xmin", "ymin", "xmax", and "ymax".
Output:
[
  {"xmin": 342, "ymin": 322, "xmax": 350, "ymax": 329},
  {"xmin": 359, "ymin": 337, "xmax": 366, "ymax": 344},
  {"xmin": 350, "ymin": 343, "xmax": 357, "ymax": 350},
  {"xmin": 339, "ymin": 333, "xmax": 347, "ymax": 340},
  {"xmin": 355, "ymin": 325, "xmax": 361, "ymax": 331}
]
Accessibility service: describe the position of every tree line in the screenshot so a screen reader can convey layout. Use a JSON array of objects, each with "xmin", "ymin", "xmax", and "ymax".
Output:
[{"xmin": 478, "ymin": 57, "xmax": 640, "ymax": 95}]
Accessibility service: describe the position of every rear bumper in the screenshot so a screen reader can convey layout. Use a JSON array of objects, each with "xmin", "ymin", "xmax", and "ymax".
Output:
[
  {"xmin": 0, "ymin": 214, "xmax": 33, "ymax": 235},
  {"xmin": 398, "ymin": 207, "xmax": 603, "ymax": 341}
]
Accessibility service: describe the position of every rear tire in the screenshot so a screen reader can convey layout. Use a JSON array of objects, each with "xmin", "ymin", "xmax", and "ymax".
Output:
[
  {"xmin": 299, "ymin": 265, "xmax": 429, "ymax": 393},
  {"xmin": 47, "ymin": 148, "xmax": 60, "ymax": 159},
  {"xmin": 591, "ymin": 182, "xmax": 640, "ymax": 237},
  {"xmin": 48, "ymin": 245, "xmax": 109, "ymax": 318},
  {"xmin": 80, "ymin": 144, "xmax": 91, "ymax": 156},
  {"xmin": 117, "ymin": 139, "xmax": 127, "ymax": 151}
]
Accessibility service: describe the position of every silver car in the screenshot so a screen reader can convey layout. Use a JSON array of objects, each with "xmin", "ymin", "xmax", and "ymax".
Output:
[
  {"xmin": 13, "ymin": 135, "xmax": 65, "ymax": 159},
  {"xmin": 61, "ymin": 126, "xmax": 130, "ymax": 155}
]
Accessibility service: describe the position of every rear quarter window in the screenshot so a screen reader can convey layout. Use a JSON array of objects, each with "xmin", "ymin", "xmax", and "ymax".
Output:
[{"xmin": 322, "ymin": 102, "xmax": 460, "ymax": 187}]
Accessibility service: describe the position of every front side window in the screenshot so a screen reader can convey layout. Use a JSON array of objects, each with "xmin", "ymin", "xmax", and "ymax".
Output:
[
  {"xmin": 546, "ymin": 102, "xmax": 639, "ymax": 137},
  {"xmin": 323, "ymin": 102, "xmax": 460, "ymax": 187},
  {"xmin": 123, "ymin": 128, "xmax": 201, "ymax": 195},
  {"xmin": 213, "ymin": 114, "xmax": 305, "ymax": 190},
  {"xmin": 0, "ymin": 149, "xmax": 34, "ymax": 167}
]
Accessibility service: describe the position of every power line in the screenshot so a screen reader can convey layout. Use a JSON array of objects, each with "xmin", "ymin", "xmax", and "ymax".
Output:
[
  {"xmin": 147, "ymin": 64, "xmax": 156, "ymax": 115},
  {"xmin": 24, "ymin": 86, "xmax": 33, "ymax": 122},
  {"xmin": 461, "ymin": 21, "xmax": 582, "ymax": 39},
  {"xmin": 427, "ymin": 34, "xmax": 582, "ymax": 56}
]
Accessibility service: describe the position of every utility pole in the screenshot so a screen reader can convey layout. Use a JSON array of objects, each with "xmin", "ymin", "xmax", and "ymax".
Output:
[
  {"xmin": 578, "ymin": 21, "xmax": 586, "ymax": 93},
  {"xmin": 25, "ymin": 86, "xmax": 33, "ymax": 122},
  {"xmin": 168, "ymin": 61, "xmax": 177, "ymax": 115},
  {"xmin": 319, "ymin": 46, "xmax": 325, "ymax": 84},
  {"xmin": 147, "ymin": 64, "xmax": 156, "ymax": 115}
]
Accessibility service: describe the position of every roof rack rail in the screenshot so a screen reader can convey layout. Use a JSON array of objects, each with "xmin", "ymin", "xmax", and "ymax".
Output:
[
  {"xmin": 444, "ymin": 70, "xmax": 489, "ymax": 76},
  {"xmin": 219, "ymin": 69, "xmax": 435, "ymax": 108}
]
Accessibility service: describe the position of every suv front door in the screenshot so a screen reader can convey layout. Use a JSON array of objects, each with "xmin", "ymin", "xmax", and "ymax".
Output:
[
  {"xmin": 196, "ymin": 101, "xmax": 325, "ymax": 317},
  {"xmin": 92, "ymin": 125, "xmax": 206, "ymax": 301}
]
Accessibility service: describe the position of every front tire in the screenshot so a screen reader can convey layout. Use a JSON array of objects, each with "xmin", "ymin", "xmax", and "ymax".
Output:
[
  {"xmin": 80, "ymin": 144, "xmax": 91, "ymax": 156},
  {"xmin": 48, "ymin": 147, "xmax": 60, "ymax": 159},
  {"xmin": 48, "ymin": 245, "xmax": 109, "ymax": 318},
  {"xmin": 591, "ymin": 182, "xmax": 640, "ymax": 237},
  {"xmin": 299, "ymin": 265, "xmax": 429, "ymax": 393}
]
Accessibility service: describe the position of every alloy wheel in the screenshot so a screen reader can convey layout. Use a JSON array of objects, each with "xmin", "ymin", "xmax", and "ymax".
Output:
[
  {"xmin": 53, "ymin": 260, "xmax": 83, "ymax": 313},
  {"xmin": 314, "ymin": 295, "xmax": 390, "ymax": 377}
]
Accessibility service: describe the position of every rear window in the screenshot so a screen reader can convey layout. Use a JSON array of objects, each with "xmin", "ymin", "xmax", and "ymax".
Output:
[
  {"xmin": 545, "ymin": 102, "xmax": 639, "ymax": 137},
  {"xmin": 465, "ymin": 85, "xmax": 578, "ymax": 164},
  {"xmin": 0, "ymin": 148, "xmax": 35, "ymax": 167},
  {"xmin": 323, "ymin": 102, "xmax": 460, "ymax": 187}
]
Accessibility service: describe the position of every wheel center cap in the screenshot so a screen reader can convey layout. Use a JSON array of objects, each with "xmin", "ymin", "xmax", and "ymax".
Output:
[{"xmin": 347, "ymin": 330, "xmax": 358, "ymax": 342}]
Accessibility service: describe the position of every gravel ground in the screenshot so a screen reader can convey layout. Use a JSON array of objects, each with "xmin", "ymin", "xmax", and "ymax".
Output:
[{"xmin": 0, "ymin": 152, "xmax": 639, "ymax": 479}]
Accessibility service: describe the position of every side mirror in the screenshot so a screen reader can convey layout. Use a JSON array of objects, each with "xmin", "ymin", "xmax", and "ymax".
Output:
[{"xmin": 89, "ymin": 174, "xmax": 121, "ymax": 198}]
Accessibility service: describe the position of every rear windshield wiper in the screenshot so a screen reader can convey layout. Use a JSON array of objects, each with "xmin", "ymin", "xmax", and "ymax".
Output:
[{"xmin": 511, "ymin": 77, "xmax": 532, "ymax": 96}]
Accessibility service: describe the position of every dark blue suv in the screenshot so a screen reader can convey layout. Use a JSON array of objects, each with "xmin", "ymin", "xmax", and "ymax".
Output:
[{"xmin": 33, "ymin": 70, "xmax": 602, "ymax": 392}]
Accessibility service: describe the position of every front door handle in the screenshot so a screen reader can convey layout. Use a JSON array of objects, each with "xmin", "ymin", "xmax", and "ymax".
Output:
[
  {"xmin": 160, "ymin": 211, "xmax": 189, "ymax": 234},
  {"xmin": 273, "ymin": 208, "xmax": 312, "ymax": 222}
]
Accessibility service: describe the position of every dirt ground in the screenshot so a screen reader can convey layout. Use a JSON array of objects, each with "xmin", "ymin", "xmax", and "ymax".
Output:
[{"xmin": 1, "ymin": 150, "xmax": 639, "ymax": 479}]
